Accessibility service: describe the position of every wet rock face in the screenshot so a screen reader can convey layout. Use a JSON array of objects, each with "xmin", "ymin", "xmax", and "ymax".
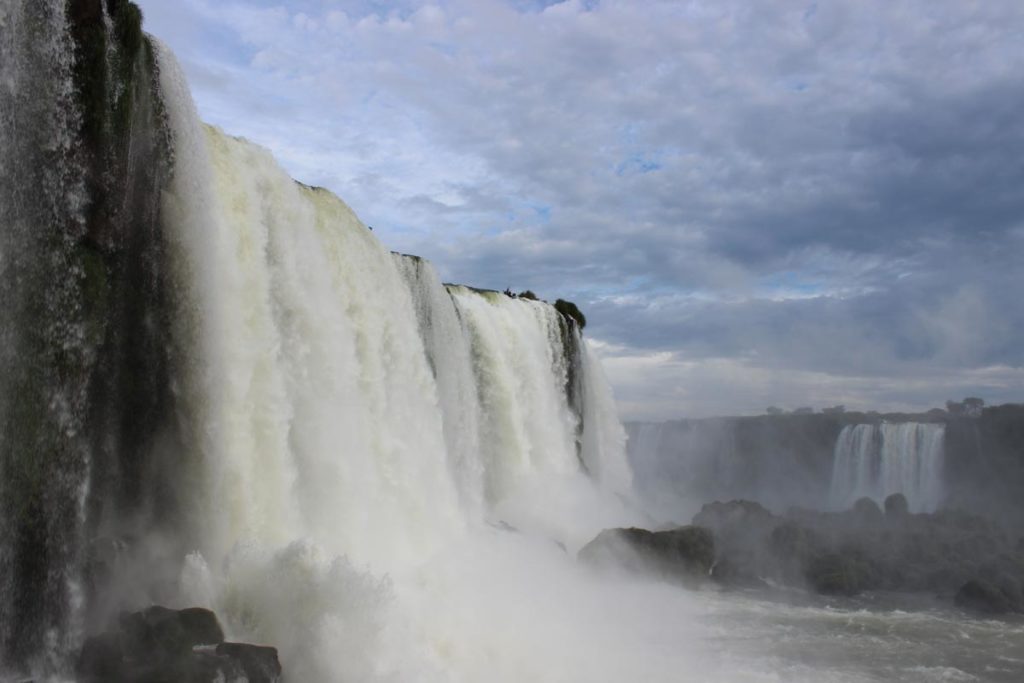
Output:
[
  {"xmin": 77, "ymin": 606, "xmax": 283, "ymax": 683},
  {"xmin": 1, "ymin": 0, "xmax": 178, "ymax": 672},
  {"xmin": 578, "ymin": 526, "xmax": 715, "ymax": 585}
]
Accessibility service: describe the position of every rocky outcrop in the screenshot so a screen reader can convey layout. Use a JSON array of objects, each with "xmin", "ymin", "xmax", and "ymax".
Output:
[
  {"xmin": 77, "ymin": 606, "xmax": 282, "ymax": 683},
  {"xmin": 692, "ymin": 500, "xmax": 778, "ymax": 586},
  {"xmin": 583, "ymin": 498, "xmax": 1024, "ymax": 614},
  {"xmin": 955, "ymin": 577, "xmax": 1024, "ymax": 615},
  {"xmin": 578, "ymin": 526, "xmax": 714, "ymax": 585}
]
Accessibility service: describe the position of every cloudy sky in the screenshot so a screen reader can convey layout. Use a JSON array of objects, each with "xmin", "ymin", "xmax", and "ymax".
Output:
[{"xmin": 136, "ymin": 0, "xmax": 1024, "ymax": 420}]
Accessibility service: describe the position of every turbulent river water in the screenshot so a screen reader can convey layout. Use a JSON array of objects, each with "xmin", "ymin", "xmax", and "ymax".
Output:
[{"xmin": 687, "ymin": 590, "xmax": 1024, "ymax": 683}]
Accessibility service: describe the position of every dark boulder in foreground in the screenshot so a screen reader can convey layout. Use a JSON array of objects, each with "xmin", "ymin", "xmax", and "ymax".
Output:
[
  {"xmin": 578, "ymin": 526, "xmax": 714, "ymax": 584},
  {"xmin": 118, "ymin": 606, "xmax": 226, "ymax": 657},
  {"xmin": 216, "ymin": 642, "xmax": 285, "ymax": 682},
  {"xmin": 77, "ymin": 606, "xmax": 282, "ymax": 682}
]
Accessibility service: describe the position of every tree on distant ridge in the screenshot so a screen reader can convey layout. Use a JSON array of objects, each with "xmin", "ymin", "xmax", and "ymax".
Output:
[
  {"xmin": 963, "ymin": 397, "xmax": 985, "ymax": 417},
  {"xmin": 947, "ymin": 397, "xmax": 985, "ymax": 417}
]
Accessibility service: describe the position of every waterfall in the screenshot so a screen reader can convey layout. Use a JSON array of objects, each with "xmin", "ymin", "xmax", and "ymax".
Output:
[
  {"xmin": 160, "ymin": 46, "xmax": 465, "ymax": 570},
  {"xmin": 829, "ymin": 423, "xmax": 946, "ymax": 513},
  {"xmin": 393, "ymin": 255, "xmax": 486, "ymax": 516},
  {"xmin": 156, "ymin": 43, "xmax": 638, "ymax": 679},
  {"xmin": 579, "ymin": 340, "xmax": 633, "ymax": 496},
  {"xmin": 0, "ymin": 6, "xmax": 638, "ymax": 676},
  {"xmin": 445, "ymin": 287, "xmax": 580, "ymax": 503}
]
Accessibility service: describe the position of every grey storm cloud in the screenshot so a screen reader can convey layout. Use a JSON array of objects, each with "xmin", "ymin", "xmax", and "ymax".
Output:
[{"xmin": 136, "ymin": 0, "xmax": 1024, "ymax": 418}]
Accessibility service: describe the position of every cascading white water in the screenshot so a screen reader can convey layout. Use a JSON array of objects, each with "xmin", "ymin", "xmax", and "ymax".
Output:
[
  {"xmin": 160, "ymin": 43, "xmax": 464, "ymax": 571},
  {"xmin": 829, "ymin": 423, "xmax": 945, "ymax": 513},
  {"xmin": 827, "ymin": 424, "xmax": 879, "ymax": 511},
  {"xmin": 579, "ymin": 340, "xmax": 633, "ymax": 496},
  {"xmin": 446, "ymin": 287, "xmax": 580, "ymax": 503},
  {"xmin": 392, "ymin": 255, "xmax": 485, "ymax": 516},
  {"xmin": 154, "ymin": 44, "xmax": 658, "ymax": 682}
]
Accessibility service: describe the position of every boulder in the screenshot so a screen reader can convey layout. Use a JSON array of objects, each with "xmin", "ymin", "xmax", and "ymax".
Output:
[
  {"xmin": 604, "ymin": 497, "xmax": 1024, "ymax": 612},
  {"xmin": 578, "ymin": 526, "xmax": 715, "ymax": 584},
  {"xmin": 884, "ymin": 493, "xmax": 909, "ymax": 518},
  {"xmin": 850, "ymin": 497, "xmax": 884, "ymax": 525},
  {"xmin": 217, "ymin": 642, "xmax": 283, "ymax": 683},
  {"xmin": 118, "ymin": 605, "xmax": 224, "ymax": 660},
  {"xmin": 955, "ymin": 579, "xmax": 1019, "ymax": 614},
  {"xmin": 77, "ymin": 606, "xmax": 282, "ymax": 683},
  {"xmin": 805, "ymin": 550, "xmax": 880, "ymax": 596}
]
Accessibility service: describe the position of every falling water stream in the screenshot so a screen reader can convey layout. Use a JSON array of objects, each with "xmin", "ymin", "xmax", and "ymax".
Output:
[{"xmin": 829, "ymin": 423, "xmax": 946, "ymax": 513}]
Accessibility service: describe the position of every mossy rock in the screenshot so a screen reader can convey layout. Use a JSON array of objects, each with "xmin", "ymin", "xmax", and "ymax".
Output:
[{"xmin": 554, "ymin": 298, "xmax": 586, "ymax": 329}]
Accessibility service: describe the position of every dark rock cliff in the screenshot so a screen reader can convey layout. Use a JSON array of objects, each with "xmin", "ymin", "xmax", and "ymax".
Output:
[{"xmin": 0, "ymin": 0, "xmax": 177, "ymax": 673}]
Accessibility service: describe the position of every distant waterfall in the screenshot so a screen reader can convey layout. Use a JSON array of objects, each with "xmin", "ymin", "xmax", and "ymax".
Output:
[{"xmin": 829, "ymin": 423, "xmax": 945, "ymax": 513}]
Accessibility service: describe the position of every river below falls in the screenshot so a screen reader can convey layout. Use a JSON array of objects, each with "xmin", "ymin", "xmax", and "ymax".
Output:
[
  {"xmin": 359, "ymin": 532, "xmax": 1024, "ymax": 683},
  {"xmin": 680, "ymin": 588, "xmax": 1024, "ymax": 682}
]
